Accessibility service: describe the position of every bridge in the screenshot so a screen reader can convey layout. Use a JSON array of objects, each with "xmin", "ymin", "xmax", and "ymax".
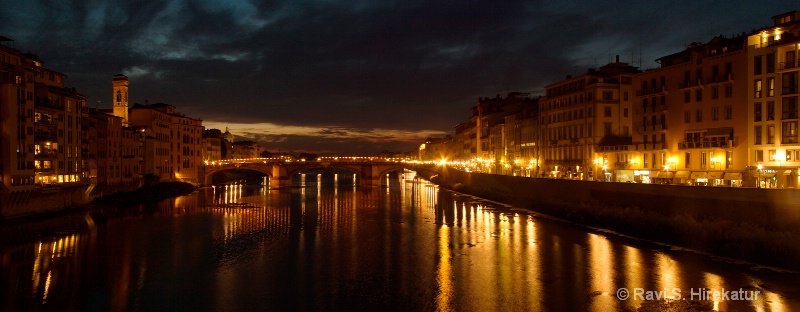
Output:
[{"xmin": 200, "ymin": 157, "xmax": 414, "ymax": 188}]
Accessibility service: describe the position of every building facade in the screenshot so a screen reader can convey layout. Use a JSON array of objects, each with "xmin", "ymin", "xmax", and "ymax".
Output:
[
  {"xmin": 747, "ymin": 11, "xmax": 800, "ymax": 188},
  {"xmin": 540, "ymin": 59, "xmax": 638, "ymax": 180}
]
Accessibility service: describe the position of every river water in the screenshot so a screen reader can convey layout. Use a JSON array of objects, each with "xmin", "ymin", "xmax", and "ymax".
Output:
[{"xmin": 1, "ymin": 171, "xmax": 798, "ymax": 311}]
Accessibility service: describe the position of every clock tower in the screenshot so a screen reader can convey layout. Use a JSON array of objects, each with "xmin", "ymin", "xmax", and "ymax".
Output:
[{"xmin": 112, "ymin": 74, "xmax": 129, "ymax": 126}]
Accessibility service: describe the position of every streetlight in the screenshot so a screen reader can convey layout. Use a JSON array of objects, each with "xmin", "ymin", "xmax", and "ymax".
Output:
[{"xmin": 757, "ymin": 163, "xmax": 763, "ymax": 188}]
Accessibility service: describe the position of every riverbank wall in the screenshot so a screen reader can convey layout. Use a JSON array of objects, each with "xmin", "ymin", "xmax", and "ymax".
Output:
[
  {"xmin": 424, "ymin": 166, "xmax": 800, "ymax": 270},
  {"xmin": 0, "ymin": 180, "xmax": 144, "ymax": 219},
  {"xmin": 428, "ymin": 166, "xmax": 800, "ymax": 228}
]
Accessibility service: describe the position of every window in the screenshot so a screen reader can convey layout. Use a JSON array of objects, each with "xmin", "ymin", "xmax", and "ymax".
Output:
[
  {"xmin": 712, "ymin": 86, "xmax": 719, "ymax": 99},
  {"xmin": 684, "ymin": 111, "xmax": 691, "ymax": 123},
  {"xmin": 725, "ymin": 85, "xmax": 733, "ymax": 97},
  {"xmin": 725, "ymin": 106, "xmax": 732, "ymax": 120},
  {"xmin": 604, "ymin": 106, "xmax": 611, "ymax": 117},
  {"xmin": 701, "ymin": 151, "xmax": 707, "ymax": 169},
  {"xmin": 789, "ymin": 150, "xmax": 800, "ymax": 162},
  {"xmin": 603, "ymin": 91, "xmax": 613, "ymax": 100},
  {"xmin": 643, "ymin": 152, "xmax": 649, "ymax": 168},
  {"xmin": 696, "ymin": 90, "xmax": 703, "ymax": 101},
  {"xmin": 685, "ymin": 152, "xmax": 691, "ymax": 169},
  {"xmin": 623, "ymin": 108, "xmax": 629, "ymax": 117},
  {"xmin": 755, "ymin": 55, "xmax": 763, "ymax": 75},
  {"xmin": 753, "ymin": 126, "xmax": 762, "ymax": 145},
  {"xmin": 766, "ymin": 53, "xmax": 775, "ymax": 74},
  {"xmin": 768, "ymin": 77, "xmax": 775, "ymax": 97},
  {"xmin": 769, "ymin": 150, "xmax": 777, "ymax": 162},
  {"xmin": 684, "ymin": 91, "xmax": 691, "ymax": 103},
  {"xmin": 768, "ymin": 125, "xmax": 775, "ymax": 144},
  {"xmin": 783, "ymin": 121, "xmax": 798, "ymax": 144},
  {"xmin": 623, "ymin": 126, "xmax": 629, "ymax": 136},
  {"xmin": 696, "ymin": 109, "xmax": 702, "ymax": 122},
  {"xmin": 756, "ymin": 150, "xmax": 764, "ymax": 162},
  {"xmin": 768, "ymin": 101, "xmax": 775, "ymax": 120},
  {"xmin": 726, "ymin": 151, "xmax": 733, "ymax": 169},
  {"xmin": 784, "ymin": 72, "xmax": 798, "ymax": 95},
  {"xmin": 755, "ymin": 80, "xmax": 762, "ymax": 98},
  {"xmin": 755, "ymin": 102, "xmax": 762, "ymax": 121},
  {"xmin": 712, "ymin": 107, "xmax": 719, "ymax": 121},
  {"xmin": 623, "ymin": 92, "xmax": 628, "ymax": 101},
  {"xmin": 782, "ymin": 97, "xmax": 798, "ymax": 119}
]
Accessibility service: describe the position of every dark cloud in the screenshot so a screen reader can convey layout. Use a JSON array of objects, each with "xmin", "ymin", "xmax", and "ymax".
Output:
[{"xmin": 1, "ymin": 0, "xmax": 796, "ymax": 153}]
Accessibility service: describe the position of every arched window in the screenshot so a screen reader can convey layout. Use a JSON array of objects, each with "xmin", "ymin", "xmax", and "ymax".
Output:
[{"xmin": 116, "ymin": 90, "xmax": 121, "ymax": 102}]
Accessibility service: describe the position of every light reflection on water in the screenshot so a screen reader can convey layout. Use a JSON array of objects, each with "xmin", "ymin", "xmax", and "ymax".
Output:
[{"xmin": 0, "ymin": 172, "xmax": 798, "ymax": 311}]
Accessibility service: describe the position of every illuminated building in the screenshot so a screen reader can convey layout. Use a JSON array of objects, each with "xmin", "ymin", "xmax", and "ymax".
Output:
[
  {"xmin": 747, "ymin": 11, "xmax": 800, "ymax": 188},
  {"xmin": 628, "ymin": 34, "xmax": 749, "ymax": 186},
  {"xmin": 540, "ymin": 57, "xmax": 639, "ymax": 180},
  {"xmin": 1, "ymin": 38, "xmax": 86, "ymax": 190},
  {"xmin": 129, "ymin": 102, "xmax": 203, "ymax": 183}
]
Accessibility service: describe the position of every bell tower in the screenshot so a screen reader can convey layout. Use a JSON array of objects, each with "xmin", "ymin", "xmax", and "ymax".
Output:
[{"xmin": 112, "ymin": 74, "xmax": 129, "ymax": 126}]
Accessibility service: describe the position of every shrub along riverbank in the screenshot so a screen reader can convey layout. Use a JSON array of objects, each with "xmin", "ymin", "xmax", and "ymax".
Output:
[
  {"xmin": 424, "ymin": 169, "xmax": 800, "ymax": 272},
  {"xmin": 91, "ymin": 182, "xmax": 197, "ymax": 206}
]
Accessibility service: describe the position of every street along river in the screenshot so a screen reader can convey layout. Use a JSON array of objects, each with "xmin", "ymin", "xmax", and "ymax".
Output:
[{"xmin": 1, "ymin": 170, "xmax": 798, "ymax": 311}]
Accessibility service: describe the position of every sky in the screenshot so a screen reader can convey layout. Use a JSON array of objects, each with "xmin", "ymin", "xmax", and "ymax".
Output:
[{"xmin": 1, "ymin": 0, "xmax": 796, "ymax": 155}]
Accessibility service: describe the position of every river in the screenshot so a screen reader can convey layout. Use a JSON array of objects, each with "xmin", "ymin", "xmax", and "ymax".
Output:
[{"xmin": 1, "ymin": 171, "xmax": 798, "ymax": 311}]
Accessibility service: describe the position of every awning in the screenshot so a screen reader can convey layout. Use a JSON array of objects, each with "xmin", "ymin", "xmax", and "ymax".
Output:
[
  {"xmin": 656, "ymin": 171, "xmax": 674, "ymax": 179},
  {"xmin": 708, "ymin": 171, "xmax": 724, "ymax": 179},
  {"xmin": 784, "ymin": 170, "xmax": 793, "ymax": 176},
  {"xmin": 705, "ymin": 127, "xmax": 733, "ymax": 137},
  {"xmin": 675, "ymin": 171, "xmax": 690, "ymax": 179},
  {"xmin": 723, "ymin": 172, "xmax": 742, "ymax": 180},
  {"xmin": 758, "ymin": 171, "xmax": 776, "ymax": 178},
  {"xmin": 690, "ymin": 171, "xmax": 707, "ymax": 179}
]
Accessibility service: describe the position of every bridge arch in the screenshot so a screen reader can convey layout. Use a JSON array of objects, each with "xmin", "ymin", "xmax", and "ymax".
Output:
[{"xmin": 201, "ymin": 163, "xmax": 273, "ymax": 186}]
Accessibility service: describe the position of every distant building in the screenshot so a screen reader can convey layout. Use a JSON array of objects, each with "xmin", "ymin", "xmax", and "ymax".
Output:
[
  {"xmin": 231, "ymin": 141, "xmax": 259, "ymax": 159},
  {"xmin": 202, "ymin": 128, "xmax": 225, "ymax": 162},
  {"xmin": 129, "ymin": 102, "xmax": 203, "ymax": 183},
  {"xmin": 540, "ymin": 58, "xmax": 639, "ymax": 180}
]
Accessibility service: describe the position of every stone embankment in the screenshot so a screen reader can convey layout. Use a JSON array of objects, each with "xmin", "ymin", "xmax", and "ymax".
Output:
[{"xmin": 421, "ymin": 165, "xmax": 800, "ymax": 271}]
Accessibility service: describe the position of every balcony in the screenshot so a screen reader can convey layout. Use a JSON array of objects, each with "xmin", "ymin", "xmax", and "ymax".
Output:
[
  {"xmin": 706, "ymin": 73, "xmax": 734, "ymax": 85},
  {"xmin": 614, "ymin": 162, "xmax": 631, "ymax": 169},
  {"xmin": 779, "ymin": 61, "xmax": 797, "ymax": 71},
  {"xmin": 635, "ymin": 105, "xmax": 668, "ymax": 115},
  {"xmin": 34, "ymin": 151, "xmax": 57, "ymax": 159},
  {"xmin": 34, "ymin": 132, "xmax": 58, "ymax": 143},
  {"xmin": 678, "ymin": 139, "xmax": 735, "ymax": 150},
  {"xmin": 636, "ymin": 85, "xmax": 668, "ymax": 97},
  {"xmin": 634, "ymin": 123, "xmax": 666, "ymax": 134},
  {"xmin": 679, "ymin": 79, "xmax": 704, "ymax": 90},
  {"xmin": 35, "ymin": 118, "xmax": 57, "ymax": 127}
]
